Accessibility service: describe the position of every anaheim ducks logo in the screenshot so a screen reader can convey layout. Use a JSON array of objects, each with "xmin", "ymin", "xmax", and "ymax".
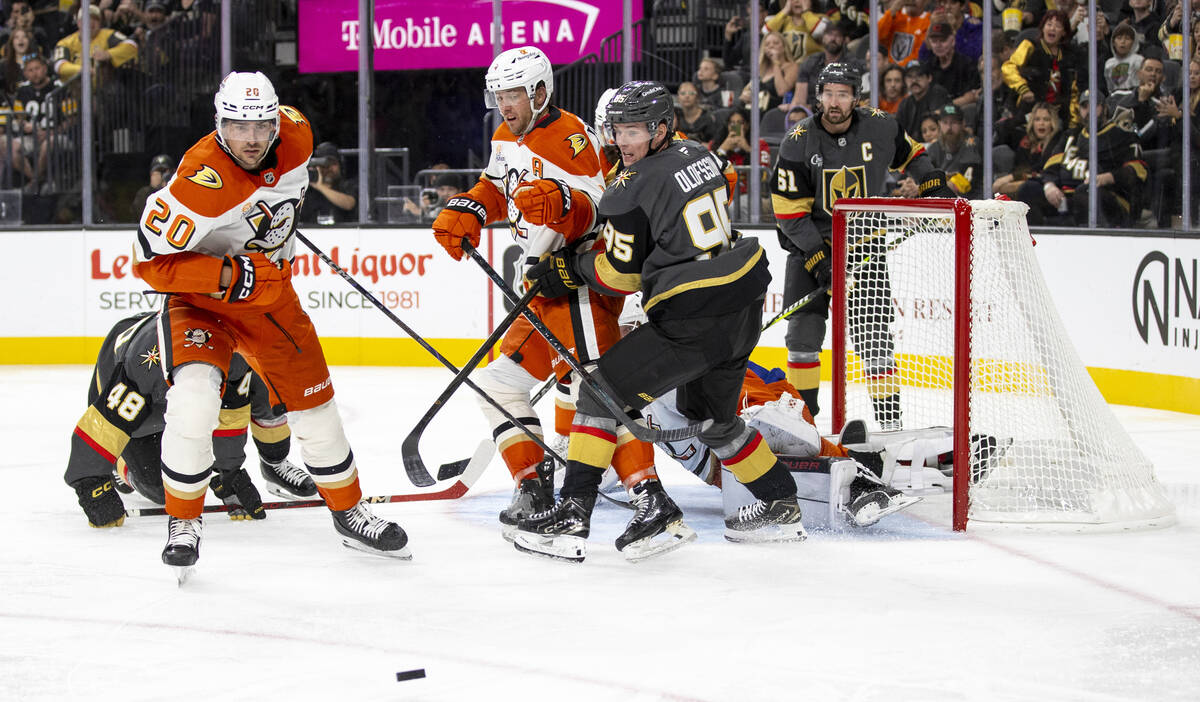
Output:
[
  {"xmin": 565, "ymin": 133, "xmax": 589, "ymax": 158},
  {"xmin": 822, "ymin": 165, "xmax": 867, "ymax": 214},
  {"xmin": 279, "ymin": 105, "xmax": 306, "ymax": 125},
  {"xmin": 244, "ymin": 198, "xmax": 299, "ymax": 253},
  {"xmin": 186, "ymin": 165, "xmax": 223, "ymax": 189},
  {"xmin": 182, "ymin": 328, "xmax": 213, "ymax": 349}
]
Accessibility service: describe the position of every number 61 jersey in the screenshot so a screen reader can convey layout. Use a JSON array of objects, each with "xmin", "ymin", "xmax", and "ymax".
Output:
[
  {"xmin": 134, "ymin": 106, "xmax": 314, "ymax": 270},
  {"xmin": 580, "ymin": 139, "xmax": 771, "ymax": 322}
]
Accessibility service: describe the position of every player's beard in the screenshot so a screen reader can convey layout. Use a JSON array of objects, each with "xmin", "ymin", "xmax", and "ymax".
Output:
[{"xmin": 823, "ymin": 104, "xmax": 851, "ymax": 128}]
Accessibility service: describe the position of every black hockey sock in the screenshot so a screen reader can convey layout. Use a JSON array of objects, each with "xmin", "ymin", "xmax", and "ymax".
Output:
[
  {"xmin": 254, "ymin": 437, "xmax": 290, "ymax": 465},
  {"xmin": 744, "ymin": 460, "xmax": 796, "ymax": 502},
  {"xmin": 559, "ymin": 460, "xmax": 605, "ymax": 501},
  {"xmin": 798, "ymin": 387, "xmax": 820, "ymax": 417}
]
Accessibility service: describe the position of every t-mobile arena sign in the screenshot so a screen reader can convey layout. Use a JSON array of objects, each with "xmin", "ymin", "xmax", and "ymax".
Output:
[{"xmin": 298, "ymin": 0, "xmax": 641, "ymax": 73}]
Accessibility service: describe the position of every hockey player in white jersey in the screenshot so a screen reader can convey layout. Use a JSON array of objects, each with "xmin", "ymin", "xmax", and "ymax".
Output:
[
  {"xmin": 431, "ymin": 47, "xmax": 687, "ymax": 558},
  {"xmin": 134, "ymin": 71, "xmax": 410, "ymax": 580}
]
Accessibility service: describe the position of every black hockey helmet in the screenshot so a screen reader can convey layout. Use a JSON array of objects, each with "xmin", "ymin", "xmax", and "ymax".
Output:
[
  {"xmin": 605, "ymin": 80, "xmax": 675, "ymax": 138},
  {"xmin": 815, "ymin": 62, "xmax": 862, "ymax": 99}
]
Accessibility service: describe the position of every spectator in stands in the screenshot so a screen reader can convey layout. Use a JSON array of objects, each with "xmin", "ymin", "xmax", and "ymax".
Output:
[
  {"xmin": 1105, "ymin": 22, "xmax": 1145, "ymax": 95},
  {"xmin": 1125, "ymin": 0, "xmax": 1164, "ymax": 49},
  {"xmin": 1002, "ymin": 10, "xmax": 1079, "ymax": 125},
  {"xmin": 723, "ymin": 0, "xmax": 763, "ymax": 80},
  {"xmin": 789, "ymin": 20, "xmax": 866, "ymax": 113},
  {"xmin": 2, "ymin": 26, "xmax": 36, "ymax": 95},
  {"xmin": 978, "ymin": 52, "xmax": 1021, "ymax": 144},
  {"xmin": 926, "ymin": 104, "xmax": 983, "ymax": 197},
  {"xmin": 878, "ymin": 63, "xmax": 907, "ymax": 114},
  {"xmin": 1072, "ymin": 4, "xmax": 1114, "ymax": 92},
  {"xmin": 52, "ymin": 5, "xmax": 138, "ymax": 83},
  {"xmin": 878, "ymin": 0, "xmax": 931, "ymax": 66},
  {"xmin": 992, "ymin": 101, "xmax": 1062, "ymax": 198},
  {"xmin": 921, "ymin": 17, "xmax": 980, "ymax": 109},
  {"xmin": 711, "ymin": 107, "xmax": 770, "ymax": 216},
  {"xmin": 403, "ymin": 172, "xmax": 461, "ymax": 221},
  {"xmin": 757, "ymin": 31, "xmax": 799, "ymax": 112},
  {"xmin": 1112, "ymin": 55, "xmax": 1170, "ymax": 148},
  {"xmin": 919, "ymin": 0, "xmax": 982, "ymax": 62},
  {"xmin": 1038, "ymin": 92, "xmax": 1148, "ymax": 227},
  {"xmin": 696, "ymin": 57, "xmax": 737, "ymax": 109},
  {"xmin": 674, "ymin": 81, "xmax": 717, "ymax": 143},
  {"xmin": 111, "ymin": 0, "xmax": 145, "ymax": 36},
  {"xmin": 919, "ymin": 111, "xmax": 940, "ymax": 145},
  {"xmin": 10, "ymin": 52, "xmax": 61, "ymax": 191},
  {"xmin": 131, "ymin": 153, "xmax": 173, "ymax": 215},
  {"xmin": 2, "ymin": 2, "xmax": 50, "ymax": 58},
  {"xmin": 1156, "ymin": 57, "xmax": 1200, "ymax": 220},
  {"xmin": 767, "ymin": 0, "xmax": 839, "ymax": 63},
  {"xmin": 301, "ymin": 141, "xmax": 357, "ymax": 225},
  {"xmin": 897, "ymin": 62, "xmax": 949, "ymax": 136},
  {"xmin": 829, "ymin": 0, "xmax": 871, "ymax": 56}
]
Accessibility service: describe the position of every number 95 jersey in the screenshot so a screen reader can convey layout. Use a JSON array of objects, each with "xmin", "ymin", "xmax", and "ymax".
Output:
[{"xmin": 134, "ymin": 106, "xmax": 314, "ymax": 267}]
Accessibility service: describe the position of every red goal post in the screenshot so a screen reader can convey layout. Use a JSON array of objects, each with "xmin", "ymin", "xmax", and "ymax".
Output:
[{"xmin": 829, "ymin": 197, "xmax": 1174, "ymax": 532}]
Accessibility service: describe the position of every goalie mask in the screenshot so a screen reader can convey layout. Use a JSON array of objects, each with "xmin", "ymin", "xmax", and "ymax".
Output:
[
  {"xmin": 485, "ymin": 46, "xmax": 554, "ymax": 135},
  {"xmin": 214, "ymin": 71, "xmax": 280, "ymax": 164}
]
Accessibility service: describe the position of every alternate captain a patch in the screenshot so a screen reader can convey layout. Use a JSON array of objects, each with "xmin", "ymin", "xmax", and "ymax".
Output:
[
  {"xmin": 822, "ymin": 165, "xmax": 867, "ymax": 214},
  {"xmin": 182, "ymin": 328, "xmax": 214, "ymax": 350}
]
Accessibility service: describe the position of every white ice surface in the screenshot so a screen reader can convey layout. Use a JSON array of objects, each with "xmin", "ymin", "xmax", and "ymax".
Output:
[{"xmin": 2, "ymin": 365, "xmax": 1198, "ymax": 702}]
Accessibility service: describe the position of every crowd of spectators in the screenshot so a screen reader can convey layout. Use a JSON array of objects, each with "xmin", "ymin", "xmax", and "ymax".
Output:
[{"xmin": 685, "ymin": 0, "xmax": 1200, "ymax": 227}]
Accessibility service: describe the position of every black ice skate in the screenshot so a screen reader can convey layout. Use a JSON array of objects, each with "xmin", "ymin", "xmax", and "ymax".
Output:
[
  {"xmin": 498, "ymin": 460, "xmax": 554, "ymax": 542},
  {"xmin": 331, "ymin": 501, "xmax": 412, "ymax": 560},
  {"xmin": 871, "ymin": 393, "xmax": 903, "ymax": 432},
  {"xmin": 209, "ymin": 468, "xmax": 266, "ymax": 520},
  {"xmin": 844, "ymin": 474, "xmax": 922, "ymax": 528},
  {"xmin": 512, "ymin": 495, "xmax": 595, "ymax": 563},
  {"xmin": 111, "ymin": 464, "xmax": 134, "ymax": 494},
  {"xmin": 724, "ymin": 497, "xmax": 808, "ymax": 543},
  {"xmin": 162, "ymin": 516, "xmax": 202, "ymax": 585},
  {"xmin": 614, "ymin": 481, "xmax": 696, "ymax": 562},
  {"xmin": 259, "ymin": 458, "xmax": 317, "ymax": 500}
]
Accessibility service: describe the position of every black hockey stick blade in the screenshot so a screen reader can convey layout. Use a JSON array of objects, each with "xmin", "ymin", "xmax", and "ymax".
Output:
[
  {"xmin": 126, "ymin": 442, "xmax": 493, "ymax": 517},
  {"xmin": 437, "ymin": 457, "xmax": 470, "ymax": 481}
]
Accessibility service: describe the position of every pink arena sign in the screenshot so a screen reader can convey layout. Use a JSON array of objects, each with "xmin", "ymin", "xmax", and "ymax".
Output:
[{"xmin": 298, "ymin": 0, "xmax": 641, "ymax": 73}]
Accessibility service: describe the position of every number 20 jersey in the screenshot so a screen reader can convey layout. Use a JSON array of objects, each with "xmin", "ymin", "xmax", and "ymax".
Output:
[{"xmin": 135, "ymin": 106, "xmax": 314, "ymax": 267}]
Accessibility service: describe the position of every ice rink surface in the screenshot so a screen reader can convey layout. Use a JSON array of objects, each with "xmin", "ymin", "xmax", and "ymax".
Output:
[{"xmin": 1, "ymin": 365, "xmax": 1197, "ymax": 702}]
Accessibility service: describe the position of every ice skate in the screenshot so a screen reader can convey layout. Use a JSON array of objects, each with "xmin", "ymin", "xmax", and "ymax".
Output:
[
  {"xmin": 111, "ymin": 462, "xmax": 134, "ymax": 494},
  {"xmin": 872, "ymin": 394, "xmax": 903, "ymax": 432},
  {"xmin": 209, "ymin": 468, "xmax": 266, "ymax": 520},
  {"xmin": 259, "ymin": 458, "xmax": 317, "ymax": 500},
  {"xmin": 512, "ymin": 495, "xmax": 594, "ymax": 563},
  {"xmin": 724, "ymin": 497, "xmax": 808, "ymax": 543},
  {"xmin": 845, "ymin": 481, "xmax": 922, "ymax": 527},
  {"xmin": 970, "ymin": 433, "xmax": 1012, "ymax": 483},
  {"xmin": 162, "ymin": 516, "xmax": 202, "ymax": 585},
  {"xmin": 498, "ymin": 460, "xmax": 554, "ymax": 542},
  {"xmin": 615, "ymin": 481, "xmax": 696, "ymax": 562},
  {"xmin": 331, "ymin": 501, "xmax": 412, "ymax": 560},
  {"xmin": 837, "ymin": 419, "xmax": 869, "ymax": 447}
]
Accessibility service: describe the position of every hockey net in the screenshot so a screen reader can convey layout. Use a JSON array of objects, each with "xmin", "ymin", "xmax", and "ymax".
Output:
[{"xmin": 830, "ymin": 198, "xmax": 1175, "ymax": 531}]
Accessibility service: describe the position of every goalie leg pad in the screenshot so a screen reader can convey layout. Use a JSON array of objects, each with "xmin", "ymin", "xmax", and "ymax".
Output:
[{"xmin": 742, "ymin": 394, "xmax": 821, "ymax": 457}]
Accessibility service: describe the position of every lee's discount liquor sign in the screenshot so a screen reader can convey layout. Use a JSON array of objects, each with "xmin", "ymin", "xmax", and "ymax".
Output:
[{"xmin": 297, "ymin": 0, "xmax": 640, "ymax": 73}]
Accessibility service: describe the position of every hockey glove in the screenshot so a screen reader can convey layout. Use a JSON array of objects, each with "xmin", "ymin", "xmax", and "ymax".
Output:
[
  {"xmin": 513, "ymin": 179, "xmax": 572, "ymax": 226},
  {"xmin": 918, "ymin": 169, "xmax": 956, "ymax": 198},
  {"xmin": 432, "ymin": 195, "xmax": 487, "ymax": 260},
  {"xmin": 72, "ymin": 476, "xmax": 126, "ymax": 528},
  {"xmin": 221, "ymin": 253, "xmax": 290, "ymax": 306},
  {"xmin": 803, "ymin": 244, "xmax": 834, "ymax": 288},
  {"xmin": 525, "ymin": 250, "xmax": 584, "ymax": 298}
]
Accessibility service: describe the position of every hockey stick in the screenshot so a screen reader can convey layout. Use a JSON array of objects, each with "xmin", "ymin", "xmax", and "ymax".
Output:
[
  {"xmin": 463, "ymin": 241, "xmax": 708, "ymax": 443},
  {"xmin": 126, "ymin": 441, "xmax": 494, "ymax": 517},
  {"xmin": 400, "ymin": 282, "xmax": 541, "ymax": 485},
  {"xmin": 295, "ymin": 231, "xmax": 567, "ymax": 487},
  {"xmin": 762, "ymin": 224, "xmax": 922, "ymax": 331}
]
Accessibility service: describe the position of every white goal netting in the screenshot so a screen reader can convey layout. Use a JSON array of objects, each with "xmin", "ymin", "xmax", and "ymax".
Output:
[{"xmin": 833, "ymin": 199, "xmax": 1175, "ymax": 529}]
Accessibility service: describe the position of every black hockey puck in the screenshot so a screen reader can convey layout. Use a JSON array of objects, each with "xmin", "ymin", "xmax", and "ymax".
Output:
[{"xmin": 396, "ymin": 669, "xmax": 426, "ymax": 682}]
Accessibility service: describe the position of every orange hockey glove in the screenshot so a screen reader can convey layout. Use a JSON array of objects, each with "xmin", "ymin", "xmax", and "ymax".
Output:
[
  {"xmin": 432, "ymin": 196, "xmax": 487, "ymax": 260},
  {"xmin": 513, "ymin": 179, "xmax": 572, "ymax": 226},
  {"xmin": 221, "ymin": 253, "xmax": 290, "ymax": 306}
]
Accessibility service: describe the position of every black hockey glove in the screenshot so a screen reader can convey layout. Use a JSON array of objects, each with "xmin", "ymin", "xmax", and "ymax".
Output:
[
  {"xmin": 918, "ymin": 169, "xmax": 956, "ymax": 198},
  {"xmin": 221, "ymin": 253, "xmax": 289, "ymax": 305},
  {"xmin": 525, "ymin": 250, "xmax": 583, "ymax": 298},
  {"xmin": 803, "ymin": 244, "xmax": 833, "ymax": 288},
  {"xmin": 72, "ymin": 476, "xmax": 126, "ymax": 528}
]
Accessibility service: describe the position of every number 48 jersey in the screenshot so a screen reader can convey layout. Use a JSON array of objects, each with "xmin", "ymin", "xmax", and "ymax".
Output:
[
  {"xmin": 581, "ymin": 139, "xmax": 771, "ymax": 322},
  {"xmin": 134, "ymin": 106, "xmax": 314, "ymax": 267}
]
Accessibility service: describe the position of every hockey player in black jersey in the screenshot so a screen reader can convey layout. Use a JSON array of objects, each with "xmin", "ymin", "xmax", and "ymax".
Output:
[
  {"xmin": 519, "ymin": 81, "xmax": 807, "ymax": 561},
  {"xmin": 770, "ymin": 62, "xmax": 953, "ymax": 431},
  {"xmin": 66, "ymin": 312, "xmax": 316, "ymax": 528}
]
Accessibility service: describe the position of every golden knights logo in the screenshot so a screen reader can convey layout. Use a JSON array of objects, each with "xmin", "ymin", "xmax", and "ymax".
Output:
[
  {"xmin": 822, "ymin": 166, "xmax": 867, "ymax": 214},
  {"xmin": 244, "ymin": 199, "xmax": 299, "ymax": 252},
  {"xmin": 139, "ymin": 345, "xmax": 161, "ymax": 368}
]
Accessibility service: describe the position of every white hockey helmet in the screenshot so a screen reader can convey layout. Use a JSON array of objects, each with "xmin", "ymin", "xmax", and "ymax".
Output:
[
  {"xmin": 593, "ymin": 87, "xmax": 619, "ymax": 145},
  {"xmin": 484, "ymin": 46, "xmax": 553, "ymax": 123},
  {"xmin": 213, "ymin": 71, "xmax": 280, "ymax": 149}
]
